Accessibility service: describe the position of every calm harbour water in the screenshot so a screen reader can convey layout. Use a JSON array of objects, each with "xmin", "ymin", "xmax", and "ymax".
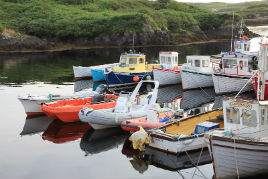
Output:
[{"xmin": 0, "ymin": 33, "xmax": 266, "ymax": 178}]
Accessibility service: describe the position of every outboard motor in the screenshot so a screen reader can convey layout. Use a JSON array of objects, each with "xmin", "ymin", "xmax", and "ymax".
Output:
[
  {"xmin": 92, "ymin": 94, "xmax": 105, "ymax": 103},
  {"xmin": 92, "ymin": 84, "xmax": 108, "ymax": 103},
  {"xmin": 95, "ymin": 84, "xmax": 108, "ymax": 94}
]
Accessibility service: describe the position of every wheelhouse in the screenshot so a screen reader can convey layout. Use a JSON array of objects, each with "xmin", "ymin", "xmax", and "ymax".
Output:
[
  {"xmin": 234, "ymin": 39, "xmax": 251, "ymax": 54},
  {"xmin": 223, "ymin": 97, "xmax": 268, "ymax": 139},
  {"xmin": 159, "ymin": 51, "xmax": 178, "ymax": 69},
  {"xmin": 184, "ymin": 56, "xmax": 212, "ymax": 73},
  {"xmin": 212, "ymin": 54, "xmax": 257, "ymax": 77}
]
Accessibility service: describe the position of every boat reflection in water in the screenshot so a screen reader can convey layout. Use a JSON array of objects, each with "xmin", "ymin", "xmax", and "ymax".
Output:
[
  {"xmin": 42, "ymin": 120, "xmax": 91, "ymax": 144},
  {"xmin": 157, "ymin": 84, "xmax": 182, "ymax": 104},
  {"xmin": 80, "ymin": 128, "xmax": 129, "ymax": 156},
  {"xmin": 143, "ymin": 147, "xmax": 211, "ymax": 172},
  {"xmin": 213, "ymin": 90, "xmax": 256, "ymax": 110},
  {"xmin": 122, "ymin": 139, "xmax": 212, "ymax": 177},
  {"xmin": 74, "ymin": 80, "xmax": 93, "ymax": 92},
  {"xmin": 180, "ymin": 87, "xmax": 215, "ymax": 117},
  {"xmin": 20, "ymin": 116, "xmax": 53, "ymax": 136},
  {"xmin": 121, "ymin": 139, "xmax": 148, "ymax": 174}
]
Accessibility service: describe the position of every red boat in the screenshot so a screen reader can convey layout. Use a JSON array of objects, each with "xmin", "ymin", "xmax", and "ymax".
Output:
[
  {"xmin": 121, "ymin": 111, "xmax": 174, "ymax": 132},
  {"xmin": 253, "ymin": 74, "xmax": 268, "ymax": 100},
  {"xmin": 41, "ymin": 94, "xmax": 118, "ymax": 122}
]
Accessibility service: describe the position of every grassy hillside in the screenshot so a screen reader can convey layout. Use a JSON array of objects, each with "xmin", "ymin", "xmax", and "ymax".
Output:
[
  {"xmin": 0, "ymin": 0, "xmax": 233, "ymax": 39},
  {"xmin": 193, "ymin": 0, "xmax": 268, "ymax": 19}
]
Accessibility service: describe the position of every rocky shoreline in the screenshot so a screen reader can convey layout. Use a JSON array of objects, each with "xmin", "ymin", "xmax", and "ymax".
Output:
[{"xmin": 0, "ymin": 22, "xmax": 260, "ymax": 53}]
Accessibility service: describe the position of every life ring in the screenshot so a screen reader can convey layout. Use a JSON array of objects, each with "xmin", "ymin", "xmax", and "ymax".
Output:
[{"xmin": 242, "ymin": 36, "xmax": 249, "ymax": 41}]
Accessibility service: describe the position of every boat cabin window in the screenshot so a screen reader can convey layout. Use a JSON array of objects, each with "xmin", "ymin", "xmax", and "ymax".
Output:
[
  {"xmin": 202, "ymin": 60, "xmax": 209, "ymax": 67},
  {"xmin": 236, "ymin": 43, "xmax": 242, "ymax": 49},
  {"xmin": 187, "ymin": 59, "xmax": 192, "ymax": 65},
  {"xmin": 167, "ymin": 57, "xmax": 172, "ymax": 64},
  {"xmin": 261, "ymin": 109, "xmax": 265, "ymax": 125},
  {"xmin": 223, "ymin": 59, "xmax": 237, "ymax": 69},
  {"xmin": 194, "ymin": 59, "xmax": 200, "ymax": 67},
  {"xmin": 120, "ymin": 57, "xmax": 127, "ymax": 67},
  {"xmin": 242, "ymin": 109, "xmax": 257, "ymax": 127},
  {"xmin": 160, "ymin": 56, "xmax": 165, "ymax": 64},
  {"xmin": 244, "ymin": 44, "xmax": 250, "ymax": 52},
  {"xmin": 139, "ymin": 58, "xmax": 144, "ymax": 64},
  {"xmin": 226, "ymin": 107, "xmax": 240, "ymax": 124},
  {"xmin": 129, "ymin": 58, "xmax": 137, "ymax": 64}
]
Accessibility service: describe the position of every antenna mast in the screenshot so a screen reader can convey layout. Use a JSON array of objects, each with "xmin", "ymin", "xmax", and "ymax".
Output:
[
  {"xmin": 230, "ymin": 11, "xmax": 234, "ymax": 53},
  {"xmin": 239, "ymin": 17, "xmax": 244, "ymax": 39},
  {"xmin": 132, "ymin": 33, "xmax": 135, "ymax": 52}
]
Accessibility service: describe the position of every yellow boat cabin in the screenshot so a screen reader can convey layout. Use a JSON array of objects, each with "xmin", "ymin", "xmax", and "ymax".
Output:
[{"xmin": 112, "ymin": 52, "xmax": 159, "ymax": 73}]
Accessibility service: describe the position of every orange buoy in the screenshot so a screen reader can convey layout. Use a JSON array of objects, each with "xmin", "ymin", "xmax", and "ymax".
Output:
[
  {"xmin": 133, "ymin": 76, "xmax": 139, "ymax": 82},
  {"xmin": 242, "ymin": 36, "xmax": 249, "ymax": 41}
]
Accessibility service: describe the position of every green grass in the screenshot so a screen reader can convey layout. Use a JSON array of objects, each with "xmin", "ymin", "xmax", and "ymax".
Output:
[
  {"xmin": 0, "ymin": 0, "xmax": 233, "ymax": 39},
  {"xmin": 192, "ymin": 0, "xmax": 268, "ymax": 19}
]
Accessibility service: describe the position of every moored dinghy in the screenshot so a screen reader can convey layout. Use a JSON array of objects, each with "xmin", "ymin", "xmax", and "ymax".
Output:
[
  {"xmin": 79, "ymin": 80, "xmax": 171, "ymax": 130},
  {"xmin": 41, "ymin": 85, "xmax": 118, "ymax": 122},
  {"xmin": 121, "ymin": 110, "xmax": 174, "ymax": 132}
]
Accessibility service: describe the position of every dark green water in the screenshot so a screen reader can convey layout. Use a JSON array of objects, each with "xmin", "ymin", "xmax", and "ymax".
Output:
[{"xmin": 0, "ymin": 41, "xmax": 229, "ymax": 84}]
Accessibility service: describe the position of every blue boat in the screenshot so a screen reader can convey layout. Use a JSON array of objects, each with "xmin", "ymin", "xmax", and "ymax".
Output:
[
  {"xmin": 106, "ymin": 71, "xmax": 152, "ymax": 87},
  {"xmin": 91, "ymin": 68, "xmax": 106, "ymax": 82}
]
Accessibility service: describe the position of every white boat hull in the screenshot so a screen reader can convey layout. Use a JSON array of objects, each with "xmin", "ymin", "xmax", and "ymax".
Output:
[
  {"xmin": 79, "ymin": 108, "xmax": 147, "ymax": 129},
  {"xmin": 18, "ymin": 98, "xmax": 51, "ymax": 116},
  {"xmin": 181, "ymin": 70, "xmax": 213, "ymax": 90},
  {"xmin": 212, "ymin": 74, "xmax": 253, "ymax": 95},
  {"xmin": 153, "ymin": 69, "xmax": 181, "ymax": 86},
  {"xmin": 73, "ymin": 66, "xmax": 93, "ymax": 78},
  {"xmin": 73, "ymin": 63, "xmax": 118, "ymax": 79},
  {"xmin": 207, "ymin": 135, "xmax": 268, "ymax": 179},
  {"xmin": 148, "ymin": 134, "xmax": 207, "ymax": 154}
]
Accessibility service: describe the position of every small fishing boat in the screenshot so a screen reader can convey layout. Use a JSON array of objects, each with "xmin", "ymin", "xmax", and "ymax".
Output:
[
  {"xmin": 212, "ymin": 51, "xmax": 257, "ymax": 95},
  {"xmin": 181, "ymin": 56, "xmax": 214, "ymax": 91},
  {"xmin": 121, "ymin": 110, "xmax": 174, "ymax": 132},
  {"xmin": 73, "ymin": 63, "xmax": 118, "ymax": 80},
  {"xmin": 18, "ymin": 84, "xmax": 107, "ymax": 117},
  {"xmin": 79, "ymin": 80, "xmax": 171, "ymax": 130},
  {"xmin": 211, "ymin": 26, "xmax": 259, "ymax": 95},
  {"xmin": 105, "ymin": 51, "xmax": 159, "ymax": 87},
  {"xmin": 152, "ymin": 51, "xmax": 181, "ymax": 86},
  {"xmin": 41, "ymin": 93, "xmax": 118, "ymax": 122},
  {"xmin": 145, "ymin": 109, "xmax": 223, "ymax": 154},
  {"xmin": 205, "ymin": 43, "xmax": 268, "ymax": 179},
  {"xmin": 18, "ymin": 94, "xmax": 71, "ymax": 117}
]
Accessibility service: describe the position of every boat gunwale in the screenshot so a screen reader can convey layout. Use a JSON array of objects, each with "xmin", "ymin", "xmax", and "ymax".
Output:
[
  {"xmin": 148, "ymin": 108, "xmax": 223, "ymax": 141},
  {"xmin": 211, "ymin": 135, "xmax": 268, "ymax": 146}
]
